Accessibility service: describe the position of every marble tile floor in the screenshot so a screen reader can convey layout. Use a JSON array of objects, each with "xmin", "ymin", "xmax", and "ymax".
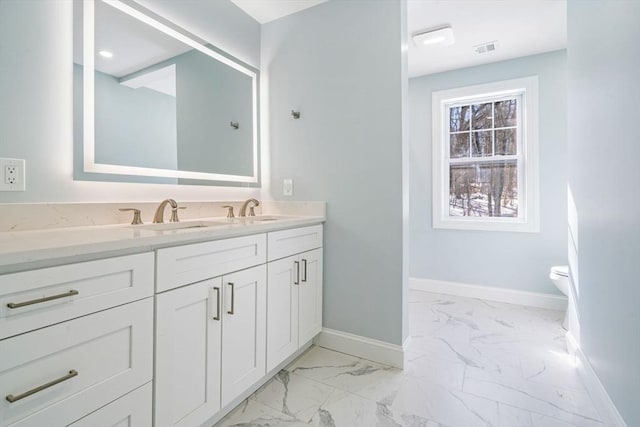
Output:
[{"xmin": 215, "ymin": 290, "xmax": 603, "ymax": 427}]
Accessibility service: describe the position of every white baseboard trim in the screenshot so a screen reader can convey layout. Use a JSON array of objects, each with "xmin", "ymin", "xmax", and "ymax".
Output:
[
  {"xmin": 314, "ymin": 328, "xmax": 404, "ymax": 369},
  {"xmin": 574, "ymin": 343, "xmax": 627, "ymax": 427},
  {"xmin": 409, "ymin": 277, "xmax": 567, "ymax": 310},
  {"xmin": 402, "ymin": 335, "xmax": 412, "ymax": 369},
  {"xmin": 566, "ymin": 331, "xmax": 580, "ymax": 357}
]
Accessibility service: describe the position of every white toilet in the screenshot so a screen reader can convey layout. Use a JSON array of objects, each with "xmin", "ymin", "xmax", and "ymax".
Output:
[{"xmin": 549, "ymin": 265, "xmax": 569, "ymax": 329}]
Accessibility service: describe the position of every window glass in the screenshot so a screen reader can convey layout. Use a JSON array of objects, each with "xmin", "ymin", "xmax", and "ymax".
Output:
[
  {"xmin": 450, "ymin": 133, "xmax": 470, "ymax": 158},
  {"xmin": 495, "ymin": 99, "xmax": 517, "ymax": 127},
  {"xmin": 449, "ymin": 161, "xmax": 518, "ymax": 217},
  {"xmin": 449, "ymin": 106, "xmax": 470, "ymax": 132},
  {"xmin": 433, "ymin": 77, "xmax": 538, "ymax": 231},
  {"xmin": 472, "ymin": 103, "xmax": 492, "ymax": 130},
  {"xmin": 471, "ymin": 131, "xmax": 493, "ymax": 157}
]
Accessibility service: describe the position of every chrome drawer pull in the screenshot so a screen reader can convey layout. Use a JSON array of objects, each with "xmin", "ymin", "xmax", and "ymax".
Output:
[
  {"xmin": 213, "ymin": 287, "xmax": 221, "ymax": 321},
  {"xmin": 6, "ymin": 370, "xmax": 78, "ymax": 403},
  {"xmin": 7, "ymin": 290, "xmax": 79, "ymax": 309},
  {"xmin": 301, "ymin": 259, "xmax": 308, "ymax": 282},
  {"xmin": 227, "ymin": 283, "xmax": 235, "ymax": 315}
]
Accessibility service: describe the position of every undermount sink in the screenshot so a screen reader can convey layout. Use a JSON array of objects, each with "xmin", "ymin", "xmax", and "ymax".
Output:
[{"xmin": 131, "ymin": 220, "xmax": 229, "ymax": 231}]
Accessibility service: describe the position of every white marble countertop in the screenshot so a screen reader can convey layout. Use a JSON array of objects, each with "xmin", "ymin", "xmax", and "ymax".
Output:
[{"xmin": 0, "ymin": 215, "xmax": 324, "ymax": 274}]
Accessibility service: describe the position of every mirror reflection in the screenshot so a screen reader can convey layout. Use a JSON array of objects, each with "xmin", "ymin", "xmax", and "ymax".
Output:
[{"xmin": 73, "ymin": 0, "xmax": 259, "ymax": 185}]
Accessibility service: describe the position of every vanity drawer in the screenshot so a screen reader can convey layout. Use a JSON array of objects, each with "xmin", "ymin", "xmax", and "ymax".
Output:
[
  {"xmin": 0, "ymin": 253, "xmax": 154, "ymax": 340},
  {"xmin": 267, "ymin": 225, "xmax": 323, "ymax": 261},
  {"xmin": 156, "ymin": 233, "xmax": 266, "ymax": 292},
  {"xmin": 67, "ymin": 382, "xmax": 152, "ymax": 427},
  {"xmin": 0, "ymin": 298, "xmax": 153, "ymax": 427}
]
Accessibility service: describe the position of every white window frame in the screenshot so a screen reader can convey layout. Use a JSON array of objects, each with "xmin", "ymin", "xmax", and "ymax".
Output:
[{"xmin": 432, "ymin": 76, "xmax": 539, "ymax": 232}]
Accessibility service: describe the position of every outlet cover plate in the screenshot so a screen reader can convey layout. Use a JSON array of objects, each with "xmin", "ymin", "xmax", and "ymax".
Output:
[
  {"xmin": 283, "ymin": 178, "xmax": 293, "ymax": 196},
  {"xmin": 0, "ymin": 158, "xmax": 26, "ymax": 191}
]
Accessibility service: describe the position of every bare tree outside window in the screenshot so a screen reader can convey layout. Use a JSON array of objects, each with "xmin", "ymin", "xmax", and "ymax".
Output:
[{"xmin": 447, "ymin": 98, "xmax": 519, "ymax": 217}]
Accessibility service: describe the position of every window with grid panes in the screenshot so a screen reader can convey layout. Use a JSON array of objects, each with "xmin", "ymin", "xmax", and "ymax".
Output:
[{"xmin": 432, "ymin": 77, "xmax": 539, "ymax": 232}]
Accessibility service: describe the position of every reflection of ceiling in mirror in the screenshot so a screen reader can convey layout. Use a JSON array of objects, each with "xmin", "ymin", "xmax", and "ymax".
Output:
[
  {"xmin": 120, "ymin": 64, "xmax": 176, "ymax": 97},
  {"xmin": 73, "ymin": 0, "xmax": 193, "ymax": 78},
  {"xmin": 230, "ymin": 0, "xmax": 328, "ymax": 24}
]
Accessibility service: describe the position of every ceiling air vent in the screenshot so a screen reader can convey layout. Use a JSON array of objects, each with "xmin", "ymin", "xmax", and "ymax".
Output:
[{"xmin": 474, "ymin": 41, "xmax": 498, "ymax": 54}]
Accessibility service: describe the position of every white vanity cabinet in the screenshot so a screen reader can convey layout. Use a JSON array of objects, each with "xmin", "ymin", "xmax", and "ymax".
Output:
[
  {"xmin": 267, "ymin": 226, "xmax": 323, "ymax": 371},
  {"xmin": 153, "ymin": 236, "xmax": 267, "ymax": 427},
  {"xmin": 1, "ymin": 219, "xmax": 323, "ymax": 427},
  {"xmin": 0, "ymin": 254, "xmax": 155, "ymax": 427}
]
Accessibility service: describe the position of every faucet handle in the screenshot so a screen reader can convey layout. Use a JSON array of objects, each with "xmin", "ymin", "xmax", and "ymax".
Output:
[
  {"xmin": 248, "ymin": 206, "xmax": 256, "ymax": 217},
  {"xmin": 222, "ymin": 205, "xmax": 235, "ymax": 219},
  {"xmin": 169, "ymin": 206, "xmax": 186, "ymax": 223},
  {"xmin": 119, "ymin": 208, "xmax": 143, "ymax": 225}
]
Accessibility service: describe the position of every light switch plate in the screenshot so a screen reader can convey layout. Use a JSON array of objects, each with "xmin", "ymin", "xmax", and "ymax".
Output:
[
  {"xmin": 0, "ymin": 158, "xmax": 26, "ymax": 191},
  {"xmin": 283, "ymin": 178, "xmax": 293, "ymax": 196}
]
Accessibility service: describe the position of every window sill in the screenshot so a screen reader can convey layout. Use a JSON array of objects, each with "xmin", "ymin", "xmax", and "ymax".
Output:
[{"xmin": 433, "ymin": 217, "xmax": 540, "ymax": 233}]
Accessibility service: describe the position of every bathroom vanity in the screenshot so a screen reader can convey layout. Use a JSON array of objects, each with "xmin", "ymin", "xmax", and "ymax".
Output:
[
  {"xmin": 0, "ymin": 213, "xmax": 324, "ymax": 427},
  {"xmin": 1, "ymin": 0, "xmax": 324, "ymax": 424}
]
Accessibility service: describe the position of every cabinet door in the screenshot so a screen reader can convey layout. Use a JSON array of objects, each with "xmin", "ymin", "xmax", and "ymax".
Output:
[
  {"xmin": 299, "ymin": 248, "xmax": 323, "ymax": 345},
  {"xmin": 221, "ymin": 265, "xmax": 266, "ymax": 407},
  {"xmin": 155, "ymin": 278, "xmax": 222, "ymax": 427},
  {"xmin": 266, "ymin": 255, "xmax": 299, "ymax": 372},
  {"xmin": 68, "ymin": 382, "xmax": 152, "ymax": 427}
]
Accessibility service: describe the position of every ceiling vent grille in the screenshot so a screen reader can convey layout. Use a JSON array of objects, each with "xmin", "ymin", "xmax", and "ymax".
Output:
[{"xmin": 474, "ymin": 41, "xmax": 498, "ymax": 54}]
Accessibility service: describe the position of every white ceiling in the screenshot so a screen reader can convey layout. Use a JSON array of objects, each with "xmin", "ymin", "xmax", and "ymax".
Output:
[
  {"xmin": 77, "ymin": 0, "xmax": 567, "ymax": 81},
  {"xmin": 230, "ymin": 0, "xmax": 328, "ymax": 24},
  {"xmin": 229, "ymin": 0, "xmax": 566, "ymax": 76},
  {"xmin": 407, "ymin": 0, "xmax": 567, "ymax": 77}
]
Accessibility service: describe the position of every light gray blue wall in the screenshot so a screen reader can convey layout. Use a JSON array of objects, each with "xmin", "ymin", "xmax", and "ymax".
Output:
[
  {"xmin": 262, "ymin": 0, "xmax": 407, "ymax": 345},
  {"xmin": 0, "ymin": 0, "xmax": 262, "ymax": 202},
  {"xmin": 567, "ymin": 1, "xmax": 640, "ymax": 424},
  {"xmin": 409, "ymin": 51, "xmax": 568, "ymax": 294}
]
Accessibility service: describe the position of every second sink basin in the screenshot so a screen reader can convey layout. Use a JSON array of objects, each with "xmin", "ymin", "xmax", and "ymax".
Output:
[{"xmin": 132, "ymin": 220, "xmax": 229, "ymax": 231}]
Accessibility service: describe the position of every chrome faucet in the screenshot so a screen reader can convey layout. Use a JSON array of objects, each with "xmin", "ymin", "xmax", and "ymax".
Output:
[
  {"xmin": 238, "ymin": 198, "xmax": 260, "ymax": 217},
  {"xmin": 153, "ymin": 199, "xmax": 180, "ymax": 223}
]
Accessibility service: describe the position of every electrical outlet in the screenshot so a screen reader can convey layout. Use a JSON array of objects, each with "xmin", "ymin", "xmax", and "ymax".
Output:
[
  {"xmin": 0, "ymin": 158, "xmax": 26, "ymax": 191},
  {"xmin": 5, "ymin": 166, "xmax": 17, "ymax": 184}
]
